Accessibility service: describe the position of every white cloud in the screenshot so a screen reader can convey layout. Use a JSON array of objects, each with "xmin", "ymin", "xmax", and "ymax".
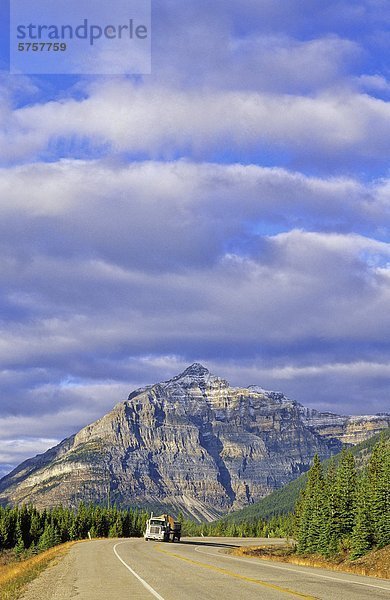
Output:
[
  {"xmin": 0, "ymin": 161, "xmax": 388, "ymax": 360},
  {"xmin": 0, "ymin": 159, "xmax": 386, "ymax": 236},
  {"xmin": 357, "ymin": 75, "xmax": 390, "ymax": 94},
  {"xmin": 152, "ymin": 31, "xmax": 361, "ymax": 92},
  {"xmin": 0, "ymin": 81, "xmax": 388, "ymax": 168},
  {"xmin": 0, "ymin": 438, "xmax": 60, "ymax": 464},
  {"xmin": 0, "ymin": 228, "xmax": 388, "ymax": 368}
]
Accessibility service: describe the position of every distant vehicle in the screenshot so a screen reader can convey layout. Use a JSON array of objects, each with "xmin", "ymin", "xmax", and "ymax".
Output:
[{"xmin": 144, "ymin": 513, "xmax": 181, "ymax": 542}]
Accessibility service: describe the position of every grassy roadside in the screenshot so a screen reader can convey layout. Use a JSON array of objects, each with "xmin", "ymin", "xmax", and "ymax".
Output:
[
  {"xmin": 231, "ymin": 544, "xmax": 390, "ymax": 580},
  {"xmin": 0, "ymin": 542, "xmax": 76, "ymax": 600}
]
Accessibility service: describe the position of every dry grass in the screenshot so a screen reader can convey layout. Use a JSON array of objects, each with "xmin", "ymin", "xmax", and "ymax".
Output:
[
  {"xmin": 0, "ymin": 543, "xmax": 75, "ymax": 600},
  {"xmin": 0, "ymin": 552, "xmax": 16, "ymax": 569},
  {"xmin": 231, "ymin": 544, "xmax": 390, "ymax": 580}
]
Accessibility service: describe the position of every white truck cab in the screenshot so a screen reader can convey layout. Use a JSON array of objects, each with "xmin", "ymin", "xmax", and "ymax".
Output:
[{"xmin": 144, "ymin": 513, "xmax": 181, "ymax": 542}]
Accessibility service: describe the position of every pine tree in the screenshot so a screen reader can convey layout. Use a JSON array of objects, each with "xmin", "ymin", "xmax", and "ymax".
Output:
[
  {"xmin": 334, "ymin": 449, "xmax": 357, "ymax": 542},
  {"xmin": 297, "ymin": 454, "xmax": 325, "ymax": 554},
  {"xmin": 368, "ymin": 438, "xmax": 390, "ymax": 548},
  {"xmin": 14, "ymin": 534, "xmax": 25, "ymax": 557},
  {"xmin": 13, "ymin": 519, "xmax": 25, "ymax": 556},
  {"xmin": 0, "ymin": 509, "xmax": 15, "ymax": 549},
  {"xmin": 29, "ymin": 510, "xmax": 43, "ymax": 546},
  {"xmin": 38, "ymin": 522, "xmax": 61, "ymax": 551},
  {"xmin": 350, "ymin": 474, "xmax": 372, "ymax": 559},
  {"xmin": 108, "ymin": 516, "xmax": 123, "ymax": 538},
  {"xmin": 317, "ymin": 458, "xmax": 338, "ymax": 556}
]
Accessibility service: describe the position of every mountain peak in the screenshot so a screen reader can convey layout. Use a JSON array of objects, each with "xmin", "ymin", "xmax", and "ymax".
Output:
[
  {"xmin": 128, "ymin": 364, "xmax": 218, "ymax": 400},
  {"xmin": 169, "ymin": 363, "xmax": 214, "ymax": 385},
  {"xmin": 181, "ymin": 363, "xmax": 210, "ymax": 377}
]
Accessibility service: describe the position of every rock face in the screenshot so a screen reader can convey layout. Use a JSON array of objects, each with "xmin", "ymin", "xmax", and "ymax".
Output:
[{"xmin": 0, "ymin": 364, "xmax": 389, "ymax": 520}]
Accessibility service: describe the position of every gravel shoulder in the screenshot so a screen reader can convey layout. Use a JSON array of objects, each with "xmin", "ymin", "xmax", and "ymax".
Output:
[{"xmin": 20, "ymin": 543, "xmax": 78, "ymax": 600}]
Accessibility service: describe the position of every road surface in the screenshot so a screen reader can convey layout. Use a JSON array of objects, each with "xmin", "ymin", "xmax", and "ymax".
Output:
[{"xmin": 20, "ymin": 537, "xmax": 390, "ymax": 600}]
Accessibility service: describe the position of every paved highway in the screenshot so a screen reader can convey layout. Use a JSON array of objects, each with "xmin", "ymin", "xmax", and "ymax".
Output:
[{"xmin": 21, "ymin": 537, "xmax": 390, "ymax": 600}]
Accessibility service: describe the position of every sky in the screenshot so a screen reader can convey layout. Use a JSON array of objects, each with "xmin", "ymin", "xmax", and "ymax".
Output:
[{"xmin": 0, "ymin": 0, "xmax": 389, "ymax": 478}]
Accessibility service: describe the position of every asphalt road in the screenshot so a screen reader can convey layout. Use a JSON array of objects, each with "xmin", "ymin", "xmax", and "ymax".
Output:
[{"xmin": 20, "ymin": 537, "xmax": 390, "ymax": 600}]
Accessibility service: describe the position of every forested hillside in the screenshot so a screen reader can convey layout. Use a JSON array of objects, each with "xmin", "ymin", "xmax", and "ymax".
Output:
[
  {"xmin": 295, "ymin": 435, "xmax": 389, "ymax": 558},
  {"xmin": 219, "ymin": 428, "xmax": 390, "ymax": 525}
]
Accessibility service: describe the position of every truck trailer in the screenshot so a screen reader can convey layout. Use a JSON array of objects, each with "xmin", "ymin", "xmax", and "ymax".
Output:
[{"xmin": 144, "ymin": 513, "xmax": 181, "ymax": 542}]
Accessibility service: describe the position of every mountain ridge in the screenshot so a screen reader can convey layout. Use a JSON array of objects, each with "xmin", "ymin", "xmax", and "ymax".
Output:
[{"xmin": 1, "ymin": 364, "xmax": 389, "ymax": 521}]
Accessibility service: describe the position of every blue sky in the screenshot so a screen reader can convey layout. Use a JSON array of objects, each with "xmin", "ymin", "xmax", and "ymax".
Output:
[{"xmin": 0, "ymin": 0, "xmax": 389, "ymax": 476}]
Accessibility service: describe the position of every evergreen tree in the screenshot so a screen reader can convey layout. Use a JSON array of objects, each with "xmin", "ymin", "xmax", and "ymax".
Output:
[
  {"xmin": 295, "ymin": 438, "xmax": 389, "ymax": 559},
  {"xmin": 14, "ymin": 534, "xmax": 25, "ymax": 557},
  {"xmin": 29, "ymin": 510, "xmax": 43, "ymax": 546},
  {"xmin": 0, "ymin": 508, "xmax": 15, "ymax": 549},
  {"xmin": 38, "ymin": 522, "xmax": 61, "ymax": 551},
  {"xmin": 108, "ymin": 516, "xmax": 123, "ymax": 538},
  {"xmin": 334, "ymin": 449, "xmax": 357, "ymax": 540},
  {"xmin": 297, "ymin": 454, "xmax": 325, "ymax": 554},
  {"xmin": 14, "ymin": 520, "xmax": 25, "ymax": 556},
  {"xmin": 367, "ymin": 437, "xmax": 390, "ymax": 548},
  {"xmin": 317, "ymin": 458, "xmax": 338, "ymax": 556},
  {"xmin": 350, "ymin": 474, "xmax": 372, "ymax": 559}
]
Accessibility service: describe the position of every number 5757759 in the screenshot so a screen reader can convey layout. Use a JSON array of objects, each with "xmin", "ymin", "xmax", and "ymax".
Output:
[{"xmin": 18, "ymin": 42, "xmax": 67, "ymax": 51}]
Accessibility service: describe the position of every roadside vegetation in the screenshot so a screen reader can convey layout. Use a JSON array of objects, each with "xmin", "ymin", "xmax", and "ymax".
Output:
[
  {"xmin": 0, "ymin": 503, "xmax": 149, "ymax": 597},
  {"xmin": 227, "ymin": 435, "xmax": 389, "ymax": 578},
  {"xmin": 232, "ymin": 543, "xmax": 390, "ymax": 579},
  {"xmin": 295, "ymin": 435, "xmax": 389, "ymax": 559},
  {"xmin": 0, "ymin": 542, "xmax": 74, "ymax": 600},
  {"xmin": 0, "ymin": 504, "xmax": 148, "ymax": 554}
]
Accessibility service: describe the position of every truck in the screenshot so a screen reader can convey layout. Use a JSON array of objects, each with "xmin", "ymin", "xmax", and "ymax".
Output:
[{"xmin": 144, "ymin": 513, "xmax": 181, "ymax": 542}]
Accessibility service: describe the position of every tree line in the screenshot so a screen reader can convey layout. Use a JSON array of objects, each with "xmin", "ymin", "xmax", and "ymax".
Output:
[
  {"xmin": 0, "ymin": 500, "xmax": 292, "ymax": 559},
  {"xmin": 295, "ymin": 436, "xmax": 389, "ymax": 559},
  {"xmin": 181, "ymin": 513, "xmax": 292, "ymax": 539},
  {"xmin": 0, "ymin": 503, "xmax": 149, "ymax": 556}
]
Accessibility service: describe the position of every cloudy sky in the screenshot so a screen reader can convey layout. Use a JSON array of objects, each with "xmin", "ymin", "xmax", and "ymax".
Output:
[{"xmin": 0, "ymin": 0, "xmax": 389, "ymax": 477}]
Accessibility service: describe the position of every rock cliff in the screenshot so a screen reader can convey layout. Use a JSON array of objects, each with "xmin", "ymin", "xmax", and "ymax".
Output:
[{"xmin": 0, "ymin": 364, "xmax": 388, "ymax": 520}]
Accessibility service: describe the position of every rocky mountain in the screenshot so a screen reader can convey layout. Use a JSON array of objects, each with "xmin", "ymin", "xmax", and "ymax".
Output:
[{"xmin": 0, "ymin": 364, "xmax": 389, "ymax": 521}]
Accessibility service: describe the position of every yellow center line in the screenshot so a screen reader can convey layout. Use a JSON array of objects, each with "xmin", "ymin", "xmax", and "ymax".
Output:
[{"xmin": 155, "ymin": 545, "xmax": 317, "ymax": 600}]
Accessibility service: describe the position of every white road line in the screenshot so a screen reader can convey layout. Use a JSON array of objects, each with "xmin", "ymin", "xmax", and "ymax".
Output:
[
  {"xmin": 113, "ymin": 541, "xmax": 166, "ymax": 600},
  {"xmin": 193, "ymin": 546, "xmax": 390, "ymax": 593}
]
